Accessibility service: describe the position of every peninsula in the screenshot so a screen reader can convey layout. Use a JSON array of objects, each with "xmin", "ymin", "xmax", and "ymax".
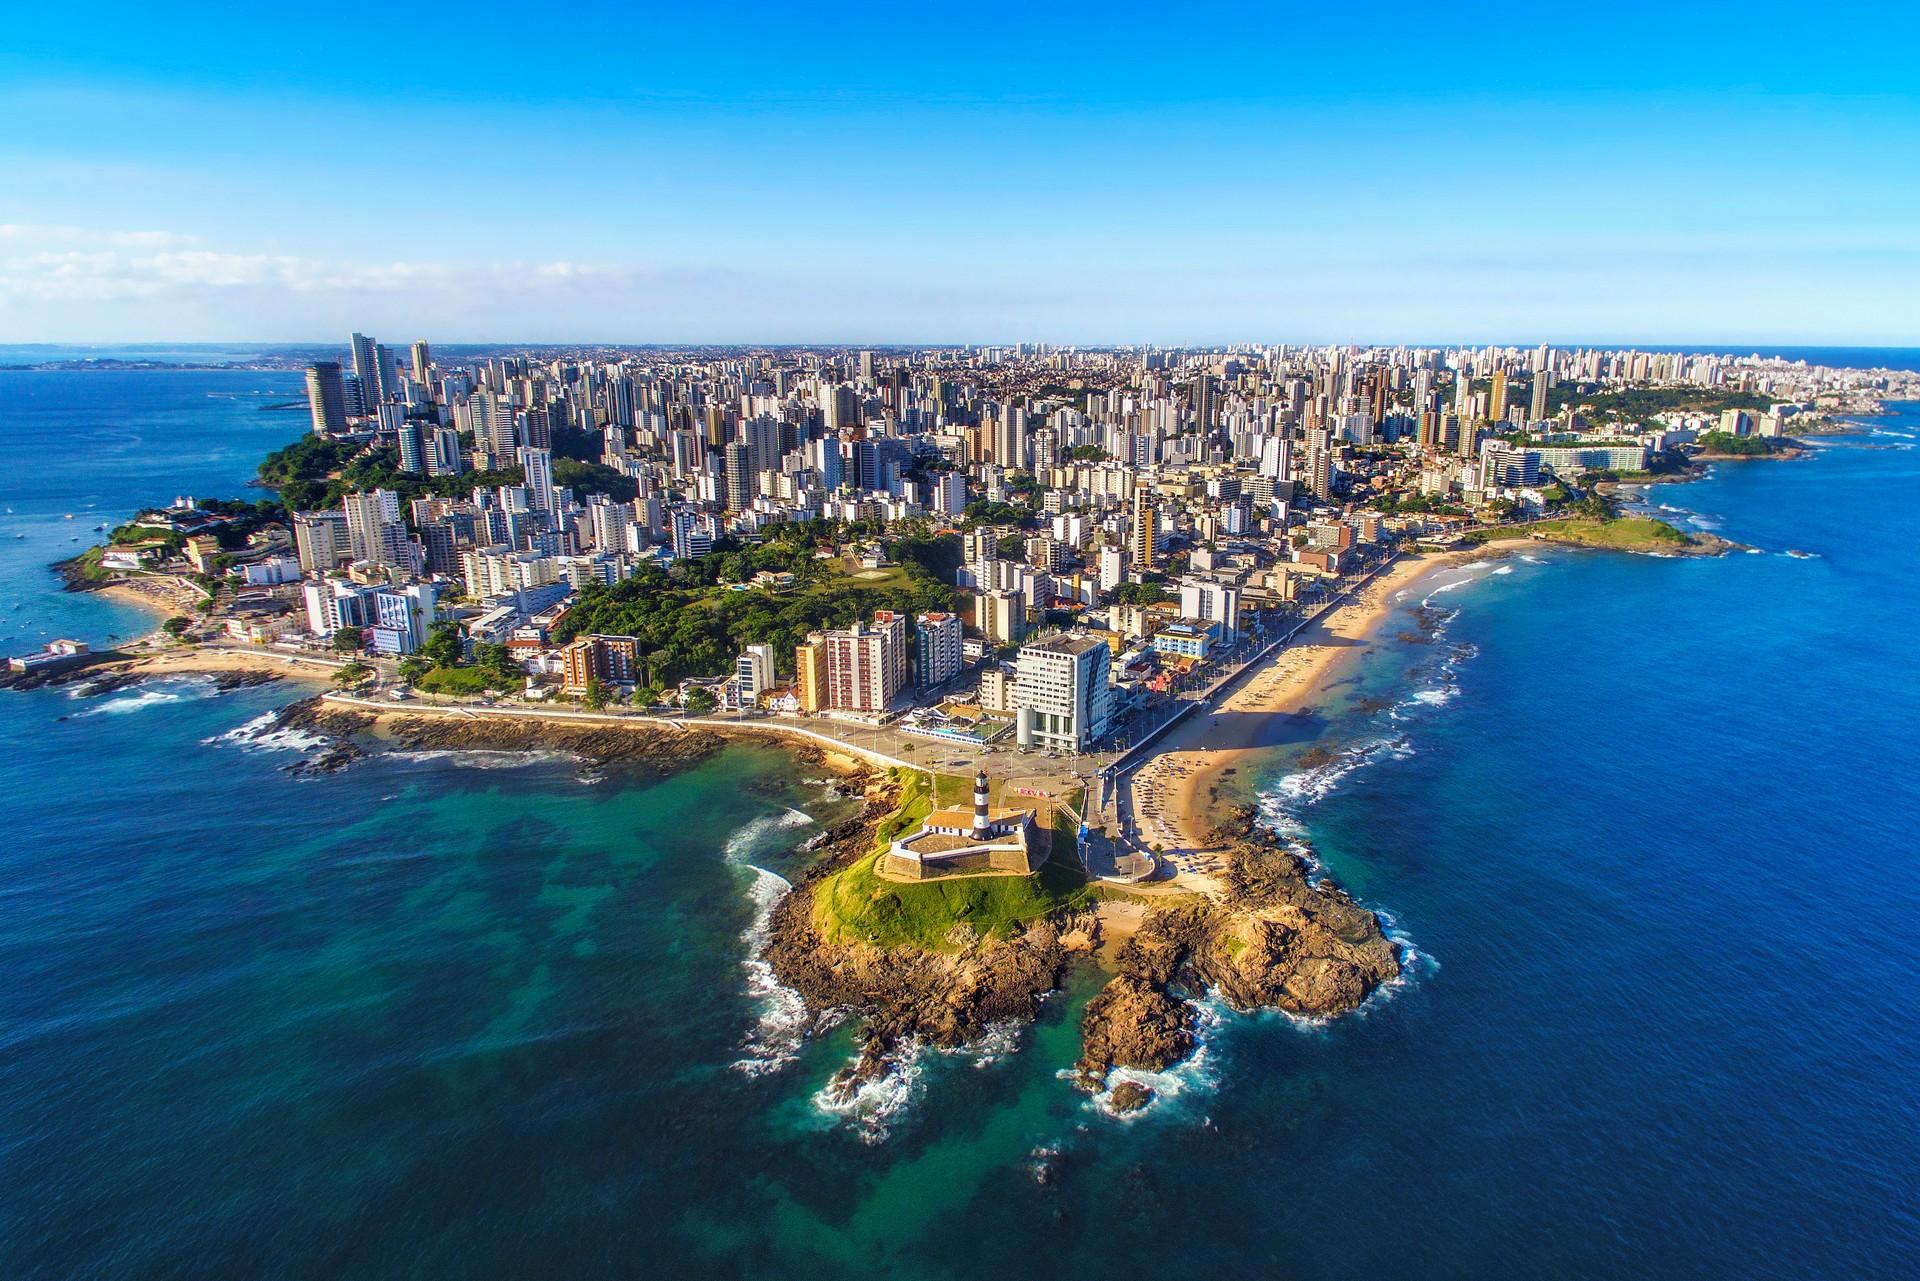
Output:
[{"xmin": 22, "ymin": 338, "xmax": 1918, "ymax": 1108}]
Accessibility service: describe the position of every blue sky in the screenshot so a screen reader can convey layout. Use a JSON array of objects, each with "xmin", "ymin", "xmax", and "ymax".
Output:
[{"xmin": 2, "ymin": 1, "xmax": 1916, "ymax": 344}]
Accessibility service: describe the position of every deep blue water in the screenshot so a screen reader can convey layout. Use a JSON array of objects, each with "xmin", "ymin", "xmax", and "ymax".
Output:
[{"xmin": 1, "ymin": 373, "xmax": 1916, "ymax": 1279}]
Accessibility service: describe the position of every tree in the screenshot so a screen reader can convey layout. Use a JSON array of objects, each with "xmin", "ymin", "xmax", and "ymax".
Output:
[
  {"xmin": 333, "ymin": 626, "xmax": 364, "ymax": 652},
  {"xmin": 682, "ymin": 687, "xmax": 718, "ymax": 715},
  {"xmin": 632, "ymin": 684, "xmax": 664, "ymax": 709},
  {"xmin": 422, "ymin": 621, "xmax": 463, "ymax": 668},
  {"xmin": 581, "ymin": 677, "xmax": 611, "ymax": 710},
  {"xmin": 995, "ymin": 534, "xmax": 1026, "ymax": 559},
  {"xmin": 332, "ymin": 660, "xmax": 372, "ymax": 687},
  {"xmin": 161, "ymin": 615, "xmax": 191, "ymax": 637},
  {"xmin": 396, "ymin": 655, "xmax": 431, "ymax": 685}
]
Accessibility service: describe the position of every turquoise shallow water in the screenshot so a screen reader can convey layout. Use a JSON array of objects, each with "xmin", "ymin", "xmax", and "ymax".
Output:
[{"xmin": 1, "ymin": 372, "xmax": 1918, "ymax": 1279}]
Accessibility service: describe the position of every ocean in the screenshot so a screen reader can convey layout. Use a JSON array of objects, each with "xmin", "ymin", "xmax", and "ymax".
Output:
[{"xmin": 1, "ymin": 370, "xmax": 1916, "ymax": 1279}]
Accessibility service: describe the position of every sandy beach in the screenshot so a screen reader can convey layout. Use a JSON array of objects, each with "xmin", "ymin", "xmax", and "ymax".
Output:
[
  {"xmin": 1126, "ymin": 551, "xmax": 1477, "ymax": 893},
  {"xmin": 95, "ymin": 577, "xmax": 208, "ymax": 623}
]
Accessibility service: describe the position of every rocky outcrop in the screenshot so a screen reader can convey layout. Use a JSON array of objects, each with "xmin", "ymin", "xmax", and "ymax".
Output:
[
  {"xmin": 1074, "ymin": 807, "xmax": 1402, "ymax": 1093},
  {"xmin": 762, "ymin": 778, "xmax": 1088, "ymax": 1088},
  {"xmin": 1, "ymin": 652, "xmax": 282, "ymax": 696},
  {"xmin": 272, "ymin": 697, "xmax": 728, "ymax": 773},
  {"xmin": 1077, "ymin": 975, "xmax": 1195, "ymax": 1084}
]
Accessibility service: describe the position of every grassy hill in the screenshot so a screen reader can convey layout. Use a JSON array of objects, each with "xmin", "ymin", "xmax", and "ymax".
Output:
[
  {"xmin": 812, "ymin": 771, "xmax": 1094, "ymax": 952},
  {"xmin": 1467, "ymin": 515, "xmax": 1692, "ymax": 552}
]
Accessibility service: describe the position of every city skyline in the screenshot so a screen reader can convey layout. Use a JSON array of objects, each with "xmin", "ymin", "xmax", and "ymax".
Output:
[{"xmin": 3, "ymin": 2, "xmax": 1917, "ymax": 343}]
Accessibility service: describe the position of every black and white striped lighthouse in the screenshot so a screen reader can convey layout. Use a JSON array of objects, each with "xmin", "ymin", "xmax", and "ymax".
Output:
[{"xmin": 972, "ymin": 769, "xmax": 991, "ymax": 839}]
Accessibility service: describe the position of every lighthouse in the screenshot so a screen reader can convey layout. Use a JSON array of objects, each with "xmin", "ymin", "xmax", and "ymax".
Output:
[{"xmin": 972, "ymin": 768, "xmax": 991, "ymax": 840}]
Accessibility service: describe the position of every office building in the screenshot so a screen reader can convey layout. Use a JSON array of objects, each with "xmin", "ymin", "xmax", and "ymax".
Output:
[{"xmin": 1013, "ymin": 633, "xmax": 1113, "ymax": 752}]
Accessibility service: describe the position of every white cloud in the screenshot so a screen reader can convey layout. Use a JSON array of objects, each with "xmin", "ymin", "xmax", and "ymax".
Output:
[{"xmin": 0, "ymin": 224, "xmax": 647, "ymax": 306}]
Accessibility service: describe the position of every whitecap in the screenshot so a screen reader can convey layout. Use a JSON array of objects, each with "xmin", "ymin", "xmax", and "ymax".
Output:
[
  {"xmin": 1418, "ymin": 574, "xmax": 1478, "ymax": 607},
  {"xmin": 77, "ymin": 675, "xmax": 220, "ymax": 716},
  {"xmin": 1080, "ymin": 999, "xmax": 1227, "ymax": 1121},
  {"xmin": 1490, "ymin": 564, "xmax": 1513, "ymax": 576},
  {"xmin": 204, "ymin": 708, "xmax": 328, "ymax": 754},
  {"xmin": 810, "ymin": 1038, "xmax": 928, "ymax": 1144},
  {"xmin": 386, "ymin": 748, "xmax": 580, "ymax": 770},
  {"xmin": 726, "ymin": 806, "xmax": 820, "ymax": 1077},
  {"xmin": 731, "ymin": 865, "xmax": 811, "ymax": 1077}
]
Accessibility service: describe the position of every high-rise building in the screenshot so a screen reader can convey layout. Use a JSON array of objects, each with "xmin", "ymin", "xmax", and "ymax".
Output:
[
  {"xmin": 349, "ymin": 332, "xmax": 378, "ymax": 403},
  {"xmin": 410, "ymin": 340, "xmax": 432, "ymax": 385},
  {"xmin": 914, "ymin": 612, "xmax": 962, "ymax": 689},
  {"xmin": 562, "ymin": 634, "xmax": 640, "ymax": 695},
  {"xmin": 342, "ymin": 489, "xmax": 407, "ymax": 569},
  {"xmin": 794, "ymin": 636, "xmax": 827, "ymax": 713},
  {"xmin": 1179, "ymin": 578, "xmax": 1241, "ymax": 639},
  {"xmin": 305, "ymin": 362, "xmax": 347, "ymax": 435},
  {"xmin": 292, "ymin": 509, "xmax": 351, "ymax": 572},
  {"xmin": 982, "ymin": 588, "xmax": 1026, "ymax": 646},
  {"xmin": 724, "ymin": 439, "xmax": 753, "ymax": 511},
  {"xmin": 518, "ymin": 446, "xmax": 554, "ymax": 513},
  {"xmin": 396, "ymin": 422, "xmax": 425, "ymax": 474},
  {"xmin": 1013, "ymin": 633, "xmax": 1113, "ymax": 752},
  {"xmin": 735, "ymin": 643, "xmax": 775, "ymax": 704},
  {"xmin": 1529, "ymin": 371, "xmax": 1551, "ymax": 422},
  {"xmin": 993, "ymin": 405, "xmax": 1026, "ymax": 471},
  {"xmin": 820, "ymin": 612, "xmax": 908, "ymax": 713},
  {"xmin": 1130, "ymin": 489, "xmax": 1158, "ymax": 570},
  {"xmin": 1488, "ymin": 370, "xmax": 1509, "ymax": 425}
]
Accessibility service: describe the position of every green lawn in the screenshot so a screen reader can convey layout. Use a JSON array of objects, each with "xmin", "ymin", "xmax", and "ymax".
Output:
[
  {"xmin": 1466, "ymin": 516, "xmax": 1691, "ymax": 552},
  {"xmin": 414, "ymin": 665, "xmax": 505, "ymax": 695},
  {"xmin": 812, "ymin": 770, "xmax": 1094, "ymax": 951},
  {"xmin": 810, "ymin": 557, "xmax": 915, "ymax": 593}
]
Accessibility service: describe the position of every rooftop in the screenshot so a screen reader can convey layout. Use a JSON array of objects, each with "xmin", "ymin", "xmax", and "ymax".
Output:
[{"xmin": 1020, "ymin": 632, "xmax": 1106, "ymax": 657}]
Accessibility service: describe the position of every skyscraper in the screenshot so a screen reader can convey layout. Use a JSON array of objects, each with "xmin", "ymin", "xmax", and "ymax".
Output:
[
  {"xmin": 1529, "ymin": 371, "xmax": 1551, "ymax": 422},
  {"xmin": 410, "ymin": 340, "xmax": 431, "ymax": 385},
  {"xmin": 724, "ymin": 439, "xmax": 753, "ymax": 511},
  {"xmin": 517, "ymin": 446, "xmax": 554, "ymax": 514},
  {"xmin": 305, "ymin": 362, "xmax": 347, "ymax": 436},
  {"xmin": 1488, "ymin": 370, "xmax": 1509, "ymax": 425},
  {"xmin": 349, "ymin": 332, "xmax": 378, "ymax": 401},
  {"xmin": 1130, "ymin": 488, "xmax": 1158, "ymax": 570}
]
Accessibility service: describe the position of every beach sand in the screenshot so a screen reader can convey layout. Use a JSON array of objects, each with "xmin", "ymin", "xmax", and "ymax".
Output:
[{"xmin": 1126, "ymin": 551, "xmax": 1477, "ymax": 894}]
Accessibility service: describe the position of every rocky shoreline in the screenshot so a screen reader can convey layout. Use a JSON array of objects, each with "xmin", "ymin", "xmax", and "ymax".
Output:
[
  {"xmin": 1074, "ymin": 812, "xmax": 1401, "ymax": 1109},
  {"xmin": 271, "ymin": 696, "xmax": 738, "ymax": 777},
  {"xmin": 0, "ymin": 648, "xmax": 284, "ymax": 697},
  {"xmin": 760, "ymin": 770, "xmax": 1096, "ymax": 1098},
  {"xmin": 760, "ymin": 774, "xmax": 1403, "ymax": 1113}
]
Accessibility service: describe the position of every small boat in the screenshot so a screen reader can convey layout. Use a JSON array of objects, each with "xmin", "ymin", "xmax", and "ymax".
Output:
[{"xmin": 63, "ymin": 513, "xmax": 74, "ymax": 520}]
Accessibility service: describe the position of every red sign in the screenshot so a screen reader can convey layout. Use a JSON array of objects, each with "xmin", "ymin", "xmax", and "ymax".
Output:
[{"xmin": 1011, "ymin": 786, "xmax": 1051, "ymax": 799}]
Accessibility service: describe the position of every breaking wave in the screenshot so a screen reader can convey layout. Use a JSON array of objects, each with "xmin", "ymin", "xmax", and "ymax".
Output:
[
  {"xmin": 76, "ymin": 675, "xmax": 220, "ymax": 715},
  {"xmin": 1082, "ymin": 999, "xmax": 1228, "ymax": 1122},
  {"xmin": 811, "ymin": 1039, "xmax": 929, "ymax": 1144},
  {"xmin": 727, "ymin": 806, "xmax": 819, "ymax": 1077},
  {"xmin": 204, "ymin": 708, "xmax": 328, "ymax": 754}
]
